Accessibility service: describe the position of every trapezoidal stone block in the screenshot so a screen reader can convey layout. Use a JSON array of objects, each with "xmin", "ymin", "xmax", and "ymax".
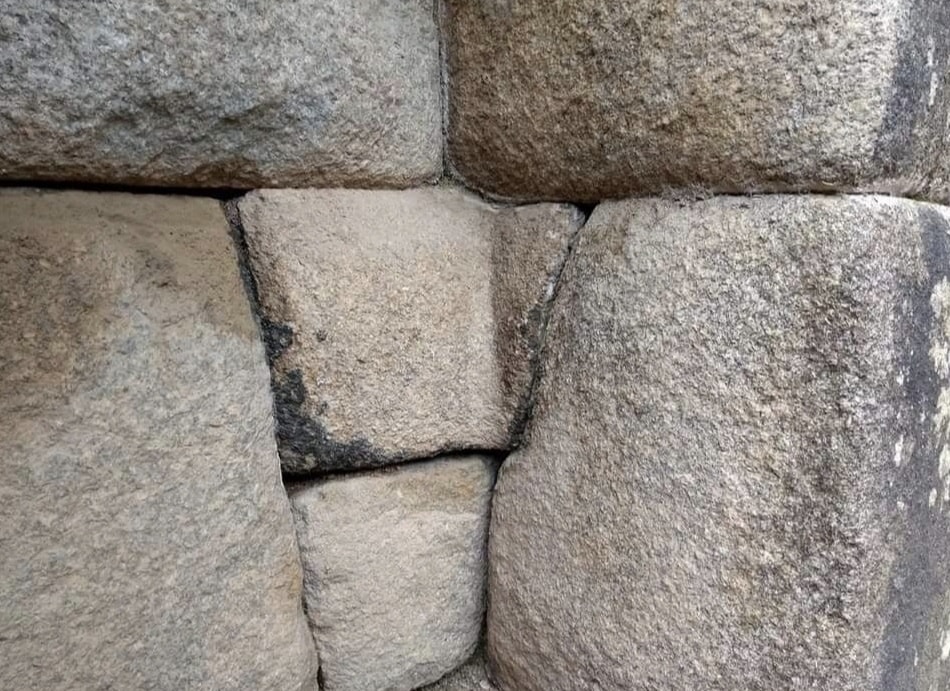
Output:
[
  {"xmin": 288, "ymin": 455, "xmax": 495, "ymax": 691},
  {"xmin": 445, "ymin": 0, "xmax": 950, "ymax": 202},
  {"xmin": 237, "ymin": 187, "xmax": 581, "ymax": 474},
  {"xmin": 0, "ymin": 1, "xmax": 440, "ymax": 188},
  {"xmin": 488, "ymin": 194, "xmax": 950, "ymax": 690},
  {"xmin": 0, "ymin": 190, "xmax": 318, "ymax": 690}
]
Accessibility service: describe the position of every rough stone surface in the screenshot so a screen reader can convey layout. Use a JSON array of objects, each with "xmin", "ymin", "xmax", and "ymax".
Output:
[
  {"xmin": 0, "ymin": 2, "xmax": 440, "ymax": 188},
  {"xmin": 446, "ymin": 0, "xmax": 950, "ymax": 202},
  {"xmin": 289, "ymin": 455, "xmax": 495, "ymax": 691},
  {"xmin": 238, "ymin": 187, "xmax": 580, "ymax": 474},
  {"xmin": 0, "ymin": 190, "xmax": 318, "ymax": 690},
  {"xmin": 422, "ymin": 652, "xmax": 496, "ymax": 691},
  {"xmin": 488, "ymin": 195, "xmax": 950, "ymax": 690}
]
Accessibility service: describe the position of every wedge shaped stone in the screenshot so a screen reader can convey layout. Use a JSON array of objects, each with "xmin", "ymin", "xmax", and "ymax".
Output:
[
  {"xmin": 0, "ymin": 1, "xmax": 440, "ymax": 187},
  {"xmin": 488, "ymin": 195, "xmax": 950, "ymax": 690},
  {"xmin": 446, "ymin": 0, "xmax": 950, "ymax": 202},
  {"xmin": 0, "ymin": 190, "xmax": 317, "ymax": 690},
  {"xmin": 289, "ymin": 455, "xmax": 495, "ymax": 691},
  {"xmin": 237, "ymin": 187, "xmax": 580, "ymax": 474}
]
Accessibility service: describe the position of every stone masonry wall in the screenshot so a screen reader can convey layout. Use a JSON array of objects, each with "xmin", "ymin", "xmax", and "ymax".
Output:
[{"xmin": 2, "ymin": 2, "xmax": 950, "ymax": 690}]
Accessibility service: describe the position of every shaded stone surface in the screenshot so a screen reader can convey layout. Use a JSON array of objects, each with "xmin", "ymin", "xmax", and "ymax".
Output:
[
  {"xmin": 0, "ymin": 1, "xmax": 440, "ymax": 188},
  {"xmin": 0, "ymin": 189, "xmax": 318, "ymax": 690},
  {"xmin": 446, "ymin": 0, "xmax": 950, "ymax": 202},
  {"xmin": 488, "ymin": 195, "xmax": 950, "ymax": 690},
  {"xmin": 289, "ymin": 455, "xmax": 495, "ymax": 691},
  {"xmin": 238, "ymin": 187, "xmax": 580, "ymax": 474},
  {"xmin": 421, "ymin": 651, "xmax": 497, "ymax": 691}
]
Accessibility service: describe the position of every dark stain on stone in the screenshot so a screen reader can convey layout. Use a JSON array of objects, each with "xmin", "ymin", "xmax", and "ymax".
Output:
[
  {"xmin": 271, "ymin": 367, "xmax": 388, "ymax": 476},
  {"xmin": 223, "ymin": 200, "xmax": 392, "ymax": 476},
  {"xmin": 502, "ymin": 212, "xmax": 586, "ymax": 447},
  {"xmin": 755, "ymin": 248, "xmax": 869, "ymax": 685},
  {"xmin": 873, "ymin": 0, "xmax": 950, "ymax": 177},
  {"xmin": 259, "ymin": 317, "xmax": 294, "ymax": 363},
  {"xmin": 880, "ymin": 206, "xmax": 950, "ymax": 690},
  {"xmin": 222, "ymin": 198, "xmax": 264, "ymax": 311}
]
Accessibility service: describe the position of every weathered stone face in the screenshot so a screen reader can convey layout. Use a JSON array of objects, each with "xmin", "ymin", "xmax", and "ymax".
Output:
[
  {"xmin": 445, "ymin": 0, "xmax": 950, "ymax": 202},
  {"xmin": 0, "ymin": 190, "xmax": 318, "ymax": 690},
  {"xmin": 237, "ymin": 187, "xmax": 581, "ymax": 474},
  {"xmin": 289, "ymin": 455, "xmax": 496, "ymax": 691},
  {"xmin": 0, "ymin": 1, "xmax": 440, "ymax": 188},
  {"xmin": 421, "ymin": 651, "xmax": 497, "ymax": 691},
  {"xmin": 487, "ymin": 195, "xmax": 950, "ymax": 690}
]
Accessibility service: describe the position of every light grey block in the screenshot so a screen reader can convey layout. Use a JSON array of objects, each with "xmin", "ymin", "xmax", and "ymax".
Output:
[{"xmin": 0, "ymin": 1, "xmax": 440, "ymax": 188}]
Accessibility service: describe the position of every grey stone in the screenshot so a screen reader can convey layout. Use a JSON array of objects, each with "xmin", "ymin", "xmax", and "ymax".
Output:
[
  {"xmin": 488, "ymin": 195, "xmax": 950, "ymax": 690},
  {"xmin": 237, "ymin": 187, "xmax": 580, "ymax": 474},
  {"xmin": 421, "ymin": 651, "xmax": 497, "ymax": 691},
  {"xmin": 0, "ymin": 1, "xmax": 440, "ymax": 188},
  {"xmin": 445, "ymin": 0, "xmax": 950, "ymax": 202},
  {"xmin": 288, "ymin": 455, "xmax": 495, "ymax": 691},
  {"xmin": 0, "ymin": 189, "xmax": 318, "ymax": 690}
]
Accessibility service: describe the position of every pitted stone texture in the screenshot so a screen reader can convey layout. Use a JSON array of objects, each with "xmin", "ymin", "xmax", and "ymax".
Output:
[
  {"xmin": 0, "ymin": 190, "xmax": 317, "ymax": 690},
  {"xmin": 238, "ymin": 187, "xmax": 580, "ymax": 474},
  {"xmin": 446, "ymin": 0, "xmax": 950, "ymax": 202},
  {"xmin": 289, "ymin": 455, "xmax": 495, "ymax": 691},
  {"xmin": 488, "ymin": 195, "xmax": 950, "ymax": 690},
  {"xmin": 0, "ymin": 2, "xmax": 440, "ymax": 188},
  {"xmin": 422, "ymin": 652, "xmax": 497, "ymax": 691}
]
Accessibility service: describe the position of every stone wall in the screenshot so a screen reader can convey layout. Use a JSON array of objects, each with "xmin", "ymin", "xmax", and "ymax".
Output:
[{"xmin": 2, "ymin": 2, "xmax": 950, "ymax": 690}]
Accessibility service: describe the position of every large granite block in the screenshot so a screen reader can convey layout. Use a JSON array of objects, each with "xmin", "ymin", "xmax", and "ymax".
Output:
[
  {"xmin": 0, "ymin": 189, "xmax": 317, "ymax": 690},
  {"xmin": 446, "ymin": 0, "xmax": 950, "ymax": 202},
  {"xmin": 0, "ymin": 1, "xmax": 440, "ymax": 188},
  {"xmin": 488, "ymin": 194, "xmax": 950, "ymax": 690}
]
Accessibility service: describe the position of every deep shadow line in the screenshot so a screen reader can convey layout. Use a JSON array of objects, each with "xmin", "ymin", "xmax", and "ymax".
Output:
[
  {"xmin": 506, "ymin": 203, "xmax": 593, "ymax": 448},
  {"xmin": 221, "ymin": 198, "xmax": 264, "ymax": 315},
  {"xmin": 0, "ymin": 178, "xmax": 251, "ymax": 200},
  {"xmin": 283, "ymin": 448, "xmax": 509, "ymax": 489}
]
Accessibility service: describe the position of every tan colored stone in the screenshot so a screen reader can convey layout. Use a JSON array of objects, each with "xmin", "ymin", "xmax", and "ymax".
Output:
[
  {"xmin": 0, "ymin": 189, "xmax": 318, "ymax": 690},
  {"xmin": 0, "ymin": 1, "xmax": 440, "ymax": 188},
  {"xmin": 422, "ymin": 652, "xmax": 497, "ymax": 691},
  {"xmin": 289, "ymin": 455, "xmax": 495, "ymax": 691},
  {"xmin": 446, "ymin": 0, "xmax": 950, "ymax": 202},
  {"xmin": 237, "ymin": 187, "xmax": 580, "ymax": 474},
  {"xmin": 489, "ymin": 195, "xmax": 950, "ymax": 690}
]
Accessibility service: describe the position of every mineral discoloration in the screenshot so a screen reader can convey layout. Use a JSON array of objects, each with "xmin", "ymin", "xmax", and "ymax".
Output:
[
  {"xmin": 237, "ymin": 187, "xmax": 580, "ymax": 474},
  {"xmin": 874, "ymin": 0, "xmax": 950, "ymax": 199}
]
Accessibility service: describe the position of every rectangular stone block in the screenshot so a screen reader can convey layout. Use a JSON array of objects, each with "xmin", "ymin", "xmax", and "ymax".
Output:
[
  {"xmin": 0, "ymin": 189, "xmax": 317, "ymax": 690},
  {"xmin": 0, "ymin": 1, "xmax": 440, "ymax": 188},
  {"xmin": 488, "ymin": 194, "xmax": 950, "ymax": 690},
  {"xmin": 289, "ymin": 455, "xmax": 496, "ymax": 691},
  {"xmin": 446, "ymin": 0, "xmax": 950, "ymax": 202},
  {"xmin": 237, "ymin": 187, "xmax": 581, "ymax": 474}
]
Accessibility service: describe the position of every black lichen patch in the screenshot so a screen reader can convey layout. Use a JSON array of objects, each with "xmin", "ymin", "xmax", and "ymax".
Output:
[
  {"xmin": 873, "ymin": 0, "xmax": 950, "ymax": 176},
  {"xmin": 271, "ymin": 367, "xmax": 389, "ymax": 475},
  {"xmin": 879, "ymin": 206, "xmax": 950, "ymax": 690},
  {"xmin": 259, "ymin": 317, "xmax": 294, "ymax": 364}
]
